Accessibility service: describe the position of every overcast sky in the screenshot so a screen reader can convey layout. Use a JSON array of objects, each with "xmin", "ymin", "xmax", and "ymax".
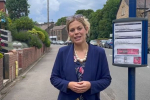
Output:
[{"xmin": 28, "ymin": 0, "xmax": 107, "ymax": 23}]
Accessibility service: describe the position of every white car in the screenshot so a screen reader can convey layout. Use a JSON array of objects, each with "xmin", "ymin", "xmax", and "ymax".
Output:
[
  {"xmin": 59, "ymin": 41, "xmax": 65, "ymax": 45},
  {"xmin": 90, "ymin": 40, "xmax": 98, "ymax": 46},
  {"xmin": 65, "ymin": 41, "xmax": 72, "ymax": 45}
]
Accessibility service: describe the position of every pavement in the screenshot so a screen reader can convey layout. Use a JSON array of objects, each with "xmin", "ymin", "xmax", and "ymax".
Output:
[{"xmin": 0, "ymin": 45, "xmax": 112, "ymax": 100}]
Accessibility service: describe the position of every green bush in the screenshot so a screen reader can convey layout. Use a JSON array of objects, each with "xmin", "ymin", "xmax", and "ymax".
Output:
[
  {"xmin": 34, "ymin": 26, "xmax": 51, "ymax": 47},
  {"xmin": 45, "ymin": 39, "xmax": 50, "ymax": 47},
  {"xmin": 12, "ymin": 31, "xmax": 42, "ymax": 49},
  {"xmin": 28, "ymin": 34, "xmax": 42, "ymax": 49},
  {"xmin": 28, "ymin": 28, "xmax": 45, "ymax": 42},
  {"xmin": 0, "ymin": 53, "xmax": 3, "ymax": 59},
  {"xmin": 27, "ymin": 28, "xmax": 37, "ymax": 34},
  {"xmin": 97, "ymin": 38, "xmax": 109, "ymax": 40},
  {"xmin": 8, "ymin": 22, "xmax": 18, "ymax": 39},
  {"xmin": 37, "ymin": 31, "xmax": 45, "ymax": 42},
  {"xmin": 15, "ymin": 16, "xmax": 34, "ymax": 31},
  {"xmin": 13, "ymin": 31, "xmax": 30, "ymax": 42}
]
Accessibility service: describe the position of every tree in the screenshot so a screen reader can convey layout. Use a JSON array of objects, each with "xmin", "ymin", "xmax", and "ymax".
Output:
[
  {"xmin": 6, "ymin": 0, "xmax": 30, "ymax": 20},
  {"xmin": 75, "ymin": 9, "xmax": 94, "ymax": 19},
  {"xmin": 98, "ymin": 0, "xmax": 120, "ymax": 38},
  {"xmin": 34, "ymin": 21, "xmax": 39, "ymax": 25},
  {"xmin": 55, "ymin": 17, "xmax": 66, "ymax": 26},
  {"xmin": 89, "ymin": 9, "xmax": 103, "ymax": 39}
]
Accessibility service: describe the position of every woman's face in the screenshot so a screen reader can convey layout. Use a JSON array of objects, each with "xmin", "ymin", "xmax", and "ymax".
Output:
[{"xmin": 68, "ymin": 20, "xmax": 88, "ymax": 44}]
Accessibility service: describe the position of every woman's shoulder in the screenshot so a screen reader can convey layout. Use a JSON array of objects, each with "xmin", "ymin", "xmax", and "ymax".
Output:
[
  {"xmin": 59, "ymin": 45, "xmax": 72, "ymax": 52},
  {"xmin": 90, "ymin": 44, "xmax": 105, "ymax": 53}
]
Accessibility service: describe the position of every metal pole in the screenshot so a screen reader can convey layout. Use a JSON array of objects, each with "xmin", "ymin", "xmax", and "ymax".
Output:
[
  {"xmin": 52, "ymin": 21, "xmax": 53, "ymax": 40},
  {"xmin": 129, "ymin": 0, "xmax": 136, "ymax": 100},
  {"xmin": 50, "ymin": 19, "xmax": 54, "ymax": 40},
  {"xmin": 47, "ymin": 0, "xmax": 49, "ymax": 35},
  {"xmin": 52, "ymin": 19, "xmax": 53, "ymax": 38},
  {"xmin": 144, "ymin": 0, "xmax": 146, "ymax": 17},
  {"xmin": 128, "ymin": 68, "xmax": 135, "ymax": 100}
]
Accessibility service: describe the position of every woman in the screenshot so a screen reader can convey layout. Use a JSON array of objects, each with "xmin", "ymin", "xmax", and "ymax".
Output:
[{"xmin": 50, "ymin": 14, "xmax": 111, "ymax": 100}]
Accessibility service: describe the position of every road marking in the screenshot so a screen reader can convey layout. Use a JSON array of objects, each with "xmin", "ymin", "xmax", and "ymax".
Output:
[
  {"xmin": 147, "ymin": 66, "xmax": 150, "ymax": 68},
  {"xmin": 109, "ymin": 54, "xmax": 112, "ymax": 56}
]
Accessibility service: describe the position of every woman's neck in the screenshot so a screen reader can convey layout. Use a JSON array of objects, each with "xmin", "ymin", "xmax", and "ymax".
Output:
[{"xmin": 74, "ymin": 42, "xmax": 88, "ymax": 52}]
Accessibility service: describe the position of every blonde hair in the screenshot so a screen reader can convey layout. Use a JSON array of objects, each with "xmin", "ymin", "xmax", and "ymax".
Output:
[{"xmin": 66, "ymin": 16, "xmax": 90, "ymax": 36}]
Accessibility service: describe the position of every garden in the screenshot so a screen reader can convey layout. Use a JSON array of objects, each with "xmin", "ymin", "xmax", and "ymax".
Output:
[{"xmin": 0, "ymin": 9, "xmax": 51, "ymax": 58}]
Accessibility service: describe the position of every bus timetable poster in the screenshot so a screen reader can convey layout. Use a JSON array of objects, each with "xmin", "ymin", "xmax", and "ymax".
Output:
[{"xmin": 113, "ymin": 21, "xmax": 142, "ymax": 65}]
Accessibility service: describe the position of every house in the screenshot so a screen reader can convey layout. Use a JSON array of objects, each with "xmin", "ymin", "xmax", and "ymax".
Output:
[
  {"xmin": 116, "ymin": 0, "xmax": 150, "ymax": 48},
  {"xmin": 36, "ymin": 22, "xmax": 54, "ymax": 36},
  {"xmin": 49, "ymin": 25, "xmax": 68, "ymax": 41},
  {"xmin": 0, "ymin": 0, "xmax": 6, "ymax": 12}
]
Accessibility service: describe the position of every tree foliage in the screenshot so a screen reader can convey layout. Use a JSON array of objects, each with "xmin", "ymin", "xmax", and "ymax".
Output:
[
  {"xmin": 55, "ymin": 17, "xmax": 66, "ymax": 26},
  {"xmin": 75, "ymin": 9, "xmax": 94, "ymax": 19},
  {"xmin": 55, "ymin": 0, "xmax": 120, "ymax": 39},
  {"xmin": 14, "ymin": 16, "xmax": 34, "ymax": 31},
  {"xmin": 6, "ymin": 0, "xmax": 30, "ymax": 20},
  {"xmin": 89, "ymin": 0, "xmax": 120, "ymax": 39}
]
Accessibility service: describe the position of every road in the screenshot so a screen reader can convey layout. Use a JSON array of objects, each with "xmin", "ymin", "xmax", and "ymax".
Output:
[{"xmin": 2, "ymin": 45, "xmax": 150, "ymax": 100}]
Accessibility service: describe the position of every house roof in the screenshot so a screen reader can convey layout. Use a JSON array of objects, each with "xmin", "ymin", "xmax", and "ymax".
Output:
[
  {"xmin": 51, "ymin": 25, "xmax": 66, "ymax": 30},
  {"xmin": 37, "ymin": 23, "xmax": 52, "ymax": 30},
  {"xmin": 125, "ymin": 0, "xmax": 150, "ymax": 9}
]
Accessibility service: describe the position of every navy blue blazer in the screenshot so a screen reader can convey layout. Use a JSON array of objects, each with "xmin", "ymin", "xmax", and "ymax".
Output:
[{"xmin": 50, "ymin": 43, "xmax": 111, "ymax": 100}]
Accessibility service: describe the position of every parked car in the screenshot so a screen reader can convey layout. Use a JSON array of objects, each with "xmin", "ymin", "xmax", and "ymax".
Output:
[
  {"xmin": 52, "ymin": 41, "xmax": 56, "ymax": 44},
  {"xmin": 65, "ymin": 41, "xmax": 72, "ymax": 45},
  {"xmin": 90, "ymin": 40, "xmax": 98, "ymax": 46},
  {"xmin": 99, "ymin": 40, "xmax": 107, "ymax": 47},
  {"xmin": 59, "ymin": 41, "xmax": 65, "ymax": 45},
  {"xmin": 55, "ymin": 40, "xmax": 60, "ymax": 45},
  {"xmin": 104, "ymin": 39, "xmax": 113, "ymax": 48}
]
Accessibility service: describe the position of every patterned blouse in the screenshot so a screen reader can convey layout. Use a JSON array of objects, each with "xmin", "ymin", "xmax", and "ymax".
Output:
[{"xmin": 74, "ymin": 55, "xmax": 86, "ymax": 100}]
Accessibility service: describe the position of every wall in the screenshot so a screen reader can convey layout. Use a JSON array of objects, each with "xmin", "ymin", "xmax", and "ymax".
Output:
[
  {"xmin": 0, "ymin": 1, "xmax": 5, "ymax": 12},
  {"xmin": 6, "ymin": 52, "xmax": 17, "ymax": 82},
  {"xmin": 62, "ymin": 28, "xmax": 68, "ymax": 41},
  {"xmin": 116, "ymin": 0, "xmax": 150, "ymax": 48},
  {"xmin": 0, "ymin": 59, "xmax": 3, "ymax": 90},
  {"xmin": 116, "ymin": 0, "xmax": 129, "ymax": 19},
  {"xmin": 0, "ymin": 45, "xmax": 50, "ymax": 90},
  {"xmin": 21, "ymin": 47, "xmax": 43, "ymax": 71},
  {"xmin": 17, "ymin": 45, "xmax": 49, "ymax": 71}
]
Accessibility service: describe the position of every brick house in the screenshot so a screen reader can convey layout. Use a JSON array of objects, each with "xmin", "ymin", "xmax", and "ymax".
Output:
[
  {"xmin": 36, "ymin": 22, "xmax": 54, "ymax": 36},
  {"xmin": 116, "ymin": 0, "xmax": 150, "ymax": 48},
  {"xmin": 0, "ymin": 0, "xmax": 6, "ymax": 12},
  {"xmin": 49, "ymin": 25, "xmax": 68, "ymax": 41}
]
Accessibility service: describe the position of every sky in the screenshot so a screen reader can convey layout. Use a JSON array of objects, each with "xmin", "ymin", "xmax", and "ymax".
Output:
[{"xmin": 28, "ymin": 0, "xmax": 107, "ymax": 24}]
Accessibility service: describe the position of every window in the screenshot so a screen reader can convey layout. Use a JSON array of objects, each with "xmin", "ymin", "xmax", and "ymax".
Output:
[
  {"xmin": 57, "ymin": 30, "xmax": 59, "ymax": 35},
  {"xmin": 121, "ymin": 6, "xmax": 125, "ymax": 16},
  {"xmin": 53, "ymin": 31, "xmax": 55, "ymax": 35}
]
